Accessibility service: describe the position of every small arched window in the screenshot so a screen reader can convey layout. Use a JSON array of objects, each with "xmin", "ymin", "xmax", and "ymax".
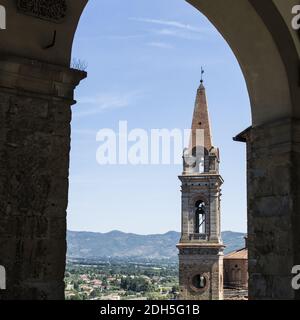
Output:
[{"xmin": 195, "ymin": 200, "xmax": 206, "ymax": 234}]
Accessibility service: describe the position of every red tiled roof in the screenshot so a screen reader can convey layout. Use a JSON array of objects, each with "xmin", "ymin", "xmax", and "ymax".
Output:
[{"xmin": 224, "ymin": 248, "xmax": 248, "ymax": 260}]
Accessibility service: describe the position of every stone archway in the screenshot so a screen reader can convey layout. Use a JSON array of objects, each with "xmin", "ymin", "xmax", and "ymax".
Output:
[{"xmin": 0, "ymin": 0, "xmax": 299, "ymax": 300}]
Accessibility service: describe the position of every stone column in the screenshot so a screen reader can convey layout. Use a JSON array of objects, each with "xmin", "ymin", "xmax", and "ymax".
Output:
[
  {"xmin": 180, "ymin": 192, "xmax": 190, "ymax": 241},
  {"xmin": 0, "ymin": 56, "xmax": 86, "ymax": 300},
  {"xmin": 244, "ymin": 118, "xmax": 300, "ymax": 300},
  {"xmin": 209, "ymin": 193, "xmax": 218, "ymax": 242}
]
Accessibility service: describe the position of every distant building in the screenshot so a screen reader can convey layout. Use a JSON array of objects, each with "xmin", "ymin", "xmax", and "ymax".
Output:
[{"xmin": 223, "ymin": 238, "xmax": 248, "ymax": 289}]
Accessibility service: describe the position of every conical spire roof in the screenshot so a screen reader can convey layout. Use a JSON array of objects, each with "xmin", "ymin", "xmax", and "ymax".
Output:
[{"xmin": 189, "ymin": 80, "xmax": 213, "ymax": 152}]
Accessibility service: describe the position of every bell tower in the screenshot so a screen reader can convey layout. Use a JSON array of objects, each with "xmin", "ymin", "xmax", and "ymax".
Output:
[{"xmin": 177, "ymin": 74, "xmax": 224, "ymax": 300}]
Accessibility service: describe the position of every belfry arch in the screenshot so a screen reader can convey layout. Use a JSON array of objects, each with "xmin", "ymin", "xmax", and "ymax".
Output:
[{"xmin": 0, "ymin": 0, "xmax": 299, "ymax": 300}]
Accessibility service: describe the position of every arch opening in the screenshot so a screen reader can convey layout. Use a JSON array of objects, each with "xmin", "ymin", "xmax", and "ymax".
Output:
[
  {"xmin": 67, "ymin": 0, "xmax": 250, "ymax": 301},
  {"xmin": 0, "ymin": 0, "xmax": 297, "ymax": 301}
]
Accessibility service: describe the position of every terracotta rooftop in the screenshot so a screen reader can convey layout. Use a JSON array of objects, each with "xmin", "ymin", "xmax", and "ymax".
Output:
[{"xmin": 224, "ymin": 248, "xmax": 248, "ymax": 260}]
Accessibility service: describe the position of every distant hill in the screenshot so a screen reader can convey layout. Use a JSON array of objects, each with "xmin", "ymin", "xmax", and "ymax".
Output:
[
  {"xmin": 67, "ymin": 230, "xmax": 246, "ymax": 261},
  {"xmin": 221, "ymin": 231, "xmax": 247, "ymax": 253}
]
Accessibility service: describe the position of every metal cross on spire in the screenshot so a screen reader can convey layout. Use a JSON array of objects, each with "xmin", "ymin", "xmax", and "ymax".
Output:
[{"xmin": 200, "ymin": 67, "xmax": 205, "ymax": 83}]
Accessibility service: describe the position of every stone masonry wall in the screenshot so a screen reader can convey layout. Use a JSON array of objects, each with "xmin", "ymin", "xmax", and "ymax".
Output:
[
  {"xmin": 0, "ymin": 56, "xmax": 85, "ymax": 300},
  {"xmin": 178, "ymin": 247, "xmax": 223, "ymax": 300},
  {"xmin": 246, "ymin": 119, "xmax": 300, "ymax": 300}
]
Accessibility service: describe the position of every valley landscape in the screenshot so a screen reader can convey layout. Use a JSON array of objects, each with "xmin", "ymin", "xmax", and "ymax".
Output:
[{"xmin": 65, "ymin": 231, "xmax": 246, "ymax": 300}]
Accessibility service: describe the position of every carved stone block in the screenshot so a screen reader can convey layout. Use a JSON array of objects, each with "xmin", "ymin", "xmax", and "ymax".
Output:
[{"xmin": 17, "ymin": 0, "xmax": 67, "ymax": 23}]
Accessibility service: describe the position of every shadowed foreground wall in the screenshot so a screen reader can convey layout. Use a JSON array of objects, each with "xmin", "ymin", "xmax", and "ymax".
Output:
[{"xmin": 0, "ymin": 56, "xmax": 85, "ymax": 299}]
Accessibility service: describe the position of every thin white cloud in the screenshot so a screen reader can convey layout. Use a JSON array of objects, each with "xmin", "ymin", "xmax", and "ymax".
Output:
[
  {"xmin": 147, "ymin": 42, "xmax": 174, "ymax": 49},
  {"xmin": 155, "ymin": 28, "xmax": 203, "ymax": 40},
  {"xmin": 96, "ymin": 34, "xmax": 146, "ymax": 40},
  {"xmin": 75, "ymin": 34, "xmax": 146, "ymax": 42},
  {"xmin": 130, "ymin": 17, "xmax": 211, "ymax": 34},
  {"xmin": 74, "ymin": 92, "xmax": 141, "ymax": 117}
]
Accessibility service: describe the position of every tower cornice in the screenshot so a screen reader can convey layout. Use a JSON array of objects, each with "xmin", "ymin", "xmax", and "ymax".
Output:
[{"xmin": 179, "ymin": 174, "xmax": 224, "ymax": 184}]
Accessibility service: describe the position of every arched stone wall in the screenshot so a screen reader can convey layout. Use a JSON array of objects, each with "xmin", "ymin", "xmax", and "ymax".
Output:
[
  {"xmin": 0, "ymin": 0, "xmax": 299, "ymax": 299},
  {"xmin": 0, "ymin": 0, "xmax": 88, "ymax": 66},
  {"xmin": 0, "ymin": 0, "xmax": 88, "ymax": 300}
]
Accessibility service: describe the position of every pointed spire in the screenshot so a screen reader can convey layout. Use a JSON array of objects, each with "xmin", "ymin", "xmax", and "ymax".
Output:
[{"xmin": 189, "ymin": 70, "xmax": 213, "ymax": 152}]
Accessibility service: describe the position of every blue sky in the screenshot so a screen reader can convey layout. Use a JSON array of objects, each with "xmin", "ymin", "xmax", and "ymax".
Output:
[{"xmin": 68, "ymin": 0, "xmax": 251, "ymax": 234}]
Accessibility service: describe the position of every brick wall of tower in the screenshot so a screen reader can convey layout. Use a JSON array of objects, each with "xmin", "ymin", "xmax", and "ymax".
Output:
[{"xmin": 178, "ymin": 247, "xmax": 224, "ymax": 300}]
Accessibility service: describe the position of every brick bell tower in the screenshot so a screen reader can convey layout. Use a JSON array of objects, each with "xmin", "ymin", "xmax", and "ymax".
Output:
[{"xmin": 177, "ymin": 72, "xmax": 224, "ymax": 300}]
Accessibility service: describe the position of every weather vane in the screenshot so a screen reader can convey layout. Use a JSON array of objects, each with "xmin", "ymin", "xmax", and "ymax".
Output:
[{"xmin": 200, "ymin": 67, "xmax": 205, "ymax": 83}]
